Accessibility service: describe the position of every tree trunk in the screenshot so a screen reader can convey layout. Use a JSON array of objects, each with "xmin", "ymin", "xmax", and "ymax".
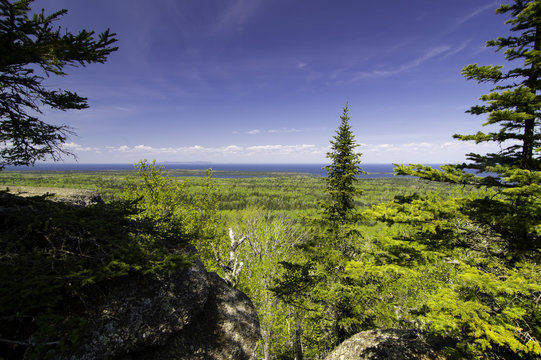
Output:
[
  {"xmin": 263, "ymin": 329, "xmax": 271, "ymax": 360},
  {"xmin": 523, "ymin": 23, "xmax": 541, "ymax": 170},
  {"xmin": 294, "ymin": 314, "xmax": 303, "ymax": 360}
]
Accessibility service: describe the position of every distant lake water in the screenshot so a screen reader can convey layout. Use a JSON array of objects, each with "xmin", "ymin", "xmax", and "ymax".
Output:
[{"xmin": 3, "ymin": 163, "xmax": 443, "ymax": 178}]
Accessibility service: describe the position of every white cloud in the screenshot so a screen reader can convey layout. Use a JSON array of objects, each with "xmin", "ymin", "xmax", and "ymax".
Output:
[
  {"xmin": 242, "ymin": 128, "xmax": 305, "ymax": 135},
  {"xmin": 441, "ymin": 141, "xmax": 460, "ymax": 149},
  {"xmin": 363, "ymin": 141, "xmax": 486, "ymax": 154},
  {"xmin": 62, "ymin": 142, "xmax": 99, "ymax": 152},
  {"xmin": 403, "ymin": 142, "xmax": 433, "ymax": 149},
  {"xmin": 441, "ymin": 40, "xmax": 471, "ymax": 59},
  {"xmin": 213, "ymin": 0, "xmax": 264, "ymax": 34},
  {"xmin": 246, "ymin": 144, "xmax": 316, "ymax": 153},
  {"xmin": 64, "ymin": 137, "xmax": 513, "ymax": 164},
  {"xmin": 359, "ymin": 140, "xmax": 506, "ymax": 163},
  {"xmin": 133, "ymin": 144, "xmax": 153, "ymax": 152},
  {"xmin": 103, "ymin": 141, "xmax": 449, "ymax": 163},
  {"xmin": 267, "ymin": 128, "xmax": 303, "ymax": 134},
  {"xmin": 355, "ymin": 46, "xmax": 451, "ymax": 79},
  {"xmin": 384, "ymin": 38, "xmax": 417, "ymax": 55},
  {"xmin": 440, "ymin": 3, "xmax": 498, "ymax": 37},
  {"xmin": 105, "ymin": 143, "xmax": 324, "ymax": 157},
  {"xmin": 366, "ymin": 143, "xmax": 399, "ymax": 152},
  {"xmin": 223, "ymin": 145, "xmax": 243, "ymax": 152},
  {"xmin": 455, "ymin": 3, "xmax": 497, "ymax": 26},
  {"xmin": 118, "ymin": 145, "xmax": 132, "ymax": 152}
]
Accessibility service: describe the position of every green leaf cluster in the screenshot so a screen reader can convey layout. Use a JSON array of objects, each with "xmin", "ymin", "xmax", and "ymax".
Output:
[
  {"xmin": 422, "ymin": 261, "xmax": 541, "ymax": 358},
  {"xmin": 227, "ymin": 207, "xmax": 307, "ymax": 358},
  {"xmin": 365, "ymin": 169, "xmax": 541, "ymax": 358},
  {"xmin": 123, "ymin": 160, "xmax": 222, "ymax": 268}
]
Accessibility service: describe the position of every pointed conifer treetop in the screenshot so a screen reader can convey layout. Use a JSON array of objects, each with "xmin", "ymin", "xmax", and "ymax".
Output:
[
  {"xmin": 454, "ymin": 0, "xmax": 541, "ymax": 171},
  {"xmin": 322, "ymin": 103, "xmax": 365, "ymax": 225}
]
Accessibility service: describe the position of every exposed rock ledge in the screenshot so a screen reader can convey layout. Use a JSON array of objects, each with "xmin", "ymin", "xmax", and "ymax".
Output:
[
  {"xmin": 2, "ymin": 185, "xmax": 104, "ymax": 206},
  {"xmin": 59, "ymin": 259, "xmax": 261, "ymax": 360},
  {"xmin": 325, "ymin": 329, "xmax": 451, "ymax": 360}
]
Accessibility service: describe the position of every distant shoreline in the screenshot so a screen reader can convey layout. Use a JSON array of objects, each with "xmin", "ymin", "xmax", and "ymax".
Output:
[{"xmin": 2, "ymin": 163, "xmax": 444, "ymax": 178}]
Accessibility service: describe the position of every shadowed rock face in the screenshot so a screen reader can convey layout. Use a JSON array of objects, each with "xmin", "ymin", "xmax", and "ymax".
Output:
[
  {"xmin": 0, "ymin": 190, "xmax": 260, "ymax": 359},
  {"xmin": 325, "ymin": 329, "xmax": 451, "ymax": 360},
  {"xmin": 60, "ymin": 260, "xmax": 261, "ymax": 360}
]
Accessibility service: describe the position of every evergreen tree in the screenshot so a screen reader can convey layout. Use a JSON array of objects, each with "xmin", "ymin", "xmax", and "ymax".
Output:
[
  {"xmin": 0, "ymin": 0, "xmax": 118, "ymax": 168},
  {"xmin": 273, "ymin": 105, "xmax": 365, "ymax": 357},
  {"xmin": 395, "ymin": 0, "xmax": 541, "ymax": 254},
  {"xmin": 321, "ymin": 103, "xmax": 365, "ymax": 228},
  {"xmin": 384, "ymin": 2, "xmax": 541, "ymax": 357},
  {"xmin": 454, "ymin": 0, "xmax": 541, "ymax": 171}
]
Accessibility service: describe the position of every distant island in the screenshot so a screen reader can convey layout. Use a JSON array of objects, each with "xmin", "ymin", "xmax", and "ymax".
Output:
[{"xmin": 162, "ymin": 161, "xmax": 213, "ymax": 164}]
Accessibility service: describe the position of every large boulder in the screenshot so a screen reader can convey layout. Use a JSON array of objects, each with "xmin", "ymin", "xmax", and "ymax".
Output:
[
  {"xmin": 60, "ymin": 260, "xmax": 261, "ymax": 360},
  {"xmin": 325, "ymin": 329, "xmax": 451, "ymax": 360},
  {"xmin": 0, "ymin": 190, "xmax": 260, "ymax": 359}
]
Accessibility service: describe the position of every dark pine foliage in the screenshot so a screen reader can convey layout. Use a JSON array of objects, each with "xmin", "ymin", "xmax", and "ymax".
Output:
[
  {"xmin": 321, "ymin": 103, "xmax": 365, "ymax": 227},
  {"xmin": 454, "ymin": 0, "xmax": 541, "ymax": 172},
  {"xmin": 0, "ymin": 0, "xmax": 117, "ymax": 168}
]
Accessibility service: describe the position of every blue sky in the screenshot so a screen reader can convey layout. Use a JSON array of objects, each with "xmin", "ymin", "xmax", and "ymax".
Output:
[{"xmin": 36, "ymin": 0, "xmax": 510, "ymax": 164}]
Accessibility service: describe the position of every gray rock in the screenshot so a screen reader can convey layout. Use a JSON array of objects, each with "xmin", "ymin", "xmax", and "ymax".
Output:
[
  {"xmin": 59, "ymin": 189, "xmax": 104, "ymax": 206},
  {"xmin": 325, "ymin": 329, "xmax": 451, "ymax": 360},
  {"xmin": 60, "ymin": 260, "xmax": 260, "ymax": 360},
  {"xmin": 3, "ymin": 186, "xmax": 104, "ymax": 206}
]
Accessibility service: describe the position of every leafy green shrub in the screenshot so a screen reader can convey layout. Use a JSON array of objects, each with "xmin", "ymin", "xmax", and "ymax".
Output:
[{"xmin": 123, "ymin": 160, "xmax": 222, "ymax": 269}]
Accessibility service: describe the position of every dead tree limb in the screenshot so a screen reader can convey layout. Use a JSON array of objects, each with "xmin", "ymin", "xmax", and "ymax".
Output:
[{"xmin": 213, "ymin": 228, "xmax": 247, "ymax": 286}]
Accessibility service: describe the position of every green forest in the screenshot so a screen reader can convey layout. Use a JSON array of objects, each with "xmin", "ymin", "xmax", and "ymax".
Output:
[
  {"xmin": 0, "ymin": 162, "xmax": 484, "ymax": 358},
  {"xmin": 1, "ymin": 0, "xmax": 540, "ymax": 359}
]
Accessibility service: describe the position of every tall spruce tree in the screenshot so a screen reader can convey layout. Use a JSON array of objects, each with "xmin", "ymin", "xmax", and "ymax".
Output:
[
  {"xmin": 454, "ymin": 0, "xmax": 541, "ymax": 171},
  {"xmin": 321, "ymin": 103, "xmax": 365, "ymax": 229},
  {"xmin": 0, "ymin": 0, "xmax": 118, "ymax": 168},
  {"xmin": 273, "ymin": 104, "xmax": 365, "ymax": 357}
]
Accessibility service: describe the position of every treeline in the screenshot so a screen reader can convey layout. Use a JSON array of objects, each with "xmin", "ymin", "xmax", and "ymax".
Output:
[{"xmin": 0, "ymin": 170, "xmax": 458, "ymax": 212}]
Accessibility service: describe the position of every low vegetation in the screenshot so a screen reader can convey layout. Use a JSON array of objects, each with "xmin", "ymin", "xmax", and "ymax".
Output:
[
  {"xmin": 1, "ymin": 155, "xmax": 540, "ymax": 360},
  {"xmin": 0, "ymin": 162, "xmax": 468, "ymax": 358}
]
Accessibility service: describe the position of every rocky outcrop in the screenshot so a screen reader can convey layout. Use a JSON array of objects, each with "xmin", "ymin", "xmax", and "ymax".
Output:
[
  {"xmin": 325, "ymin": 329, "xmax": 451, "ymax": 360},
  {"xmin": 60, "ymin": 260, "xmax": 261, "ymax": 360},
  {"xmin": 1, "ymin": 190, "xmax": 260, "ymax": 359},
  {"xmin": 3, "ymin": 186, "xmax": 104, "ymax": 206}
]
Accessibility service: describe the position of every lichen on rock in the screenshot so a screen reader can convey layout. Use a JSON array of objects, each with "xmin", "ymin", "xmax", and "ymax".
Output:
[
  {"xmin": 325, "ymin": 329, "xmax": 452, "ymax": 360},
  {"xmin": 59, "ymin": 260, "xmax": 260, "ymax": 360}
]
